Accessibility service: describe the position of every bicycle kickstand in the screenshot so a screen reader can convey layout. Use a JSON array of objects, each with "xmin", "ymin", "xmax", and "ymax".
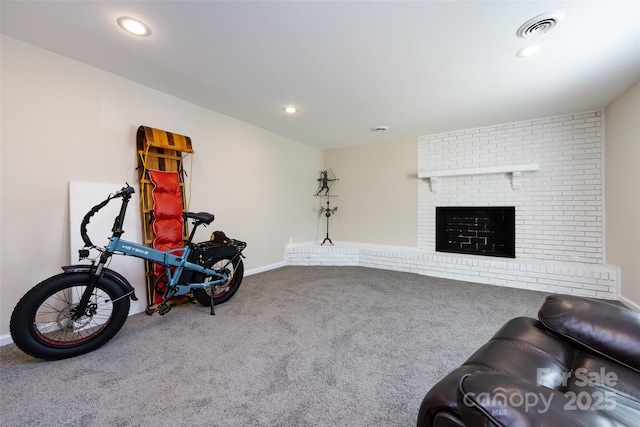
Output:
[{"xmin": 209, "ymin": 290, "xmax": 215, "ymax": 316}]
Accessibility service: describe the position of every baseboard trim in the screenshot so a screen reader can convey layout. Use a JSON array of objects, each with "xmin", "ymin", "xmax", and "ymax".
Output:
[
  {"xmin": 245, "ymin": 261, "xmax": 287, "ymax": 276},
  {"xmin": 0, "ymin": 334, "xmax": 13, "ymax": 347}
]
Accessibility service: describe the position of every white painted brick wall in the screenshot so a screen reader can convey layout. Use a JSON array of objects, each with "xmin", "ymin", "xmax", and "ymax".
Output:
[
  {"xmin": 285, "ymin": 244, "xmax": 360, "ymax": 266},
  {"xmin": 418, "ymin": 110, "xmax": 604, "ymax": 264}
]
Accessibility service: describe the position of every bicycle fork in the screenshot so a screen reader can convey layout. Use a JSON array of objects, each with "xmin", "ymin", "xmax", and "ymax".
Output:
[{"xmin": 72, "ymin": 253, "xmax": 112, "ymax": 321}]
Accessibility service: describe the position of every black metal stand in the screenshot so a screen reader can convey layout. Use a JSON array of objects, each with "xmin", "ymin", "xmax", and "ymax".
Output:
[
  {"xmin": 321, "ymin": 200, "xmax": 335, "ymax": 245},
  {"xmin": 315, "ymin": 170, "xmax": 338, "ymax": 245}
]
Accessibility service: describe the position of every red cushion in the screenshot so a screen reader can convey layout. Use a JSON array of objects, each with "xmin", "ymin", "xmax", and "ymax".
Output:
[{"xmin": 149, "ymin": 170, "xmax": 184, "ymax": 303}]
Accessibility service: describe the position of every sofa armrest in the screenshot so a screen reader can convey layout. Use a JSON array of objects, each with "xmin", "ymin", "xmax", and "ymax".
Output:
[
  {"xmin": 538, "ymin": 295, "xmax": 640, "ymax": 372},
  {"xmin": 457, "ymin": 372, "xmax": 614, "ymax": 427}
]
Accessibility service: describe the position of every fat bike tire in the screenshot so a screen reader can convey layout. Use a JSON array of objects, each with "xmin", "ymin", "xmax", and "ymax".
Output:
[
  {"xmin": 9, "ymin": 272, "xmax": 130, "ymax": 360},
  {"xmin": 192, "ymin": 258, "xmax": 244, "ymax": 307}
]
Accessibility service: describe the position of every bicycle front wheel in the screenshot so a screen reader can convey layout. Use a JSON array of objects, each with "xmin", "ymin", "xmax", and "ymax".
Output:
[{"xmin": 10, "ymin": 272, "xmax": 130, "ymax": 360}]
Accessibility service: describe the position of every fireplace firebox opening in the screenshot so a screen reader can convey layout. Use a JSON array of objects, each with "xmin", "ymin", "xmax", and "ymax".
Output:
[{"xmin": 436, "ymin": 206, "xmax": 515, "ymax": 258}]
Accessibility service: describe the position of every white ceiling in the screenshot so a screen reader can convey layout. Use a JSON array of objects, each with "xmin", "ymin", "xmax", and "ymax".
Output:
[{"xmin": 2, "ymin": 1, "xmax": 639, "ymax": 149}]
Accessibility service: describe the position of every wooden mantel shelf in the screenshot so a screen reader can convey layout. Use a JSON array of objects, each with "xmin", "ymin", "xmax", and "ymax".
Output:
[{"xmin": 418, "ymin": 163, "xmax": 539, "ymax": 191}]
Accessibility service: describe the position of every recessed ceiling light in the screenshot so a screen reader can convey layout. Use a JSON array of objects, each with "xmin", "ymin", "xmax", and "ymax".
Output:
[
  {"xmin": 371, "ymin": 126, "xmax": 389, "ymax": 132},
  {"xmin": 516, "ymin": 45, "xmax": 542, "ymax": 57},
  {"xmin": 283, "ymin": 106, "xmax": 297, "ymax": 114},
  {"xmin": 117, "ymin": 16, "xmax": 151, "ymax": 37}
]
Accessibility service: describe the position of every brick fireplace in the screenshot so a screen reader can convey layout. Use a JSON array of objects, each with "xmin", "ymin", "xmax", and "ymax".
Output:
[
  {"xmin": 415, "ymin": 109, "xmax": 617, "ymax": 297},
  {"xmin": 419, "ymin": 112, "xmax": 606, "ymax": 261}
]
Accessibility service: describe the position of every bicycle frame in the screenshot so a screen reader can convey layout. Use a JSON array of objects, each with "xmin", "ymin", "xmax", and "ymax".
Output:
[{"xmin": 105, "ymin": 236, "xmax": 229, "ymax": 297}]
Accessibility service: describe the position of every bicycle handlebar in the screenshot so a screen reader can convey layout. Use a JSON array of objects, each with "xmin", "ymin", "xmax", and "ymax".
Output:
[
  {"xmin": 80, "ymin": 185, "xmax": 135, "ymax": 248},
  {"xmin": 114, "ymin": 185, "xmax": 135, "ymax": 198}
]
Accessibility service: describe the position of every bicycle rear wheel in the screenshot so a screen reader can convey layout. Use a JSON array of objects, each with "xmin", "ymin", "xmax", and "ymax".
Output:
[
  {"xmin": 192, "ymin": 257, "xmax": 244, "ymax": 307},
  {"xmin": 10, "ymin": 272, "xmax": 130, "ymax": 360}
]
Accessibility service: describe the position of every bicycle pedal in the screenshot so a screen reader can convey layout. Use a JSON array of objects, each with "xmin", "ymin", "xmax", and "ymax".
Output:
[{"xmin": 157, "ymin": 303, "xmax": 171, "ymax": 316}]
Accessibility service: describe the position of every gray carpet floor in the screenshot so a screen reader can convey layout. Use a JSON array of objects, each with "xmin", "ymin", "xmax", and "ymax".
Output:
[{"xmin": 0, "ymin": 266, "xmax": 549, "ymax": 426}]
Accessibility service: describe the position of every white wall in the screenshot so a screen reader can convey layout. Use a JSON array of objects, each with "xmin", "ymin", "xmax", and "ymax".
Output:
[
  {"xmin": 322, "ymin": 138, "xmax": 417, "ymax": 247},
  {"xmin": 0, "ymin": 35, "xmax": 321, "ymax": 338},
  {"xmin": 605, "ymin": 80, "xmax": 640, "ymax": 308}
]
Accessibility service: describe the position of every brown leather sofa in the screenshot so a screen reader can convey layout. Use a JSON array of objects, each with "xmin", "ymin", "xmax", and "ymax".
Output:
[{"xmin": 417, "ymin": 294, "xmax": 640, "ymax": 426}]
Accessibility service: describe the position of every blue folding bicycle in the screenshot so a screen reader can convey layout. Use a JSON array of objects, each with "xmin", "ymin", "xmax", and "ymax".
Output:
[{"xmin": 10, "ymin": 185, "xmax": 246, "ymax": 360}]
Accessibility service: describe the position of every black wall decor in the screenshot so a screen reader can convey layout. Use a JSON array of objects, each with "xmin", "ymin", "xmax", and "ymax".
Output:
[{"xmin": 315, "ymin": 169, "xmax": 338, "ymax": 245}]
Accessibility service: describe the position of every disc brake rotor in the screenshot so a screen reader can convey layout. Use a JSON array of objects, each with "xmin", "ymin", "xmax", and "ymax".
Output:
[
  {"xmin": 213, "ymin": 283, "xmax": 230, "ymax": 296},
  {"xmin": 204, "ymin": 273, "xmax": 231, "ymax": 296},
  {"xmin": 57, "ymin": 304, "xmax": 94, "ymax": 330}
]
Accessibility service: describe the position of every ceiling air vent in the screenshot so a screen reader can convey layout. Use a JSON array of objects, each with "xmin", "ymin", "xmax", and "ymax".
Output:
[{"xmin": 516, "ymin": 11, "xmax": 565, "ymax": 38}]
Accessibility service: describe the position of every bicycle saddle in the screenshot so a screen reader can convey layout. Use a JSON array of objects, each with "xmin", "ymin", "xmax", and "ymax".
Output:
[{"xmin": 185, "ymin": 212, "xmax": 214, "ymax": 225}]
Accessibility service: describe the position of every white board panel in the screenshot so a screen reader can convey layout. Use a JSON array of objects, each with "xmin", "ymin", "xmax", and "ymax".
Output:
[{"xmin": 69, "ymin": 181, "xmax": 146, "ymax": 315}]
